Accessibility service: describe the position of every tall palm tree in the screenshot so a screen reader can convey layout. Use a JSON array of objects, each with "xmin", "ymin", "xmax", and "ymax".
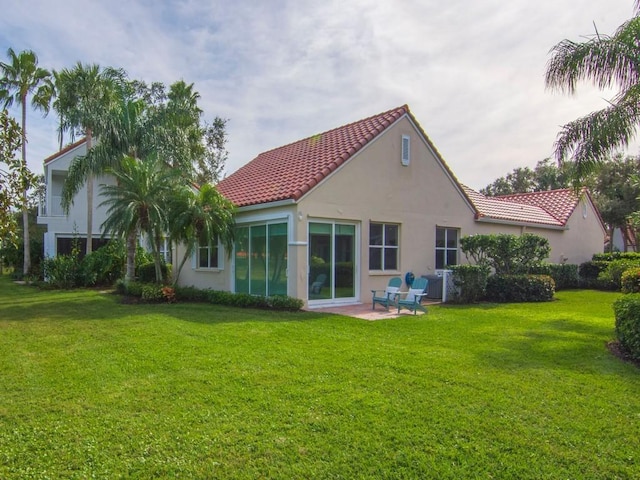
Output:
[
  {"xmin": 55, "ymin": 63, "xmax": 125, "ymax": 254},
  {"xmin": 100, "ymin": 155, "xmax": 178, "ymax": 283},
  {"xmin": 0, "ymin": 48, "xmax": 52, "ymax": 275},
  {"xmin": 545, "ymin": 5, "xmax": 640, "ymax": 183},
  {"xmin": 168, "ymin": 183, "xmax": 235, "ymax": 285}
]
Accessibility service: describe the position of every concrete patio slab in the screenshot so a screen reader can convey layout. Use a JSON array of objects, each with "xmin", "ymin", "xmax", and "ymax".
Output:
[{"xmin": 309, "ymin": 301, "xmax": 439, "ymax": 320}]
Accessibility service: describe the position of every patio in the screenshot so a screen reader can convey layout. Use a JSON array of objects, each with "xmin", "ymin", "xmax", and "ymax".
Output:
[{"xmin": 309, "ymin": 300, "xmax": 440, "ymax": 320}]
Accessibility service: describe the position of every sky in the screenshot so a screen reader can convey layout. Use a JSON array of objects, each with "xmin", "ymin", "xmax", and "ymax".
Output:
[{"xmin": 1, "ymin": 0, "xmax": 638, "ymax": 191}]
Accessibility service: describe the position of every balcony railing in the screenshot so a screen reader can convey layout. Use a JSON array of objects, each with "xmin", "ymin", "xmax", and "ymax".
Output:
[{"xmin": 38, "ymin": 195, "xmax": 65, "ymax": 217}]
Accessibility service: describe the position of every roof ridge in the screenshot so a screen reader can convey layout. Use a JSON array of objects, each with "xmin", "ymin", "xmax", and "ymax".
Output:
[{"xmin": 257, "ymin": 105, "xmax": 409, "ymax": 157}]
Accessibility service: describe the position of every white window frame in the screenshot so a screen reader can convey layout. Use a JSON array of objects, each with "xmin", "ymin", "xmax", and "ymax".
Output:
[
  {"xmin": 369, "ymin": 222, "xmax": 400, "ymax": 272},
  {"xmin": 195, "ymin": 239, "xmax": 222, "ymax": 270},
  {"xmin": 435, "ymin": 227, "xmax": 459, "ymax": 269}
]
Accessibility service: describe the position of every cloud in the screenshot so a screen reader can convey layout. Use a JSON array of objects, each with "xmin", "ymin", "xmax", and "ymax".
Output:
[{"xmin": 1, "ymin": 0, "xmax": 638, "ymax": 190}]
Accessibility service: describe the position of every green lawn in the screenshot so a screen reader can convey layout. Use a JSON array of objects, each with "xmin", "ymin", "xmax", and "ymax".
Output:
[{"xmin": 1, "ymin": 277, "xmax": 639, "ymax": 479}]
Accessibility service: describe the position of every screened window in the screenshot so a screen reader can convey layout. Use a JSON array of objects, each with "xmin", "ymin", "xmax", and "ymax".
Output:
[
  {"xmin": 369, "ymin": 222, "xmax": 399, "ymax": 271},
  {"xmin": 197, "ymin": 241, "xmax": 219, "ymax": 269},
  {"xmin": 435, "ymin": 227, "xmax": 459, "ymax": 269}
]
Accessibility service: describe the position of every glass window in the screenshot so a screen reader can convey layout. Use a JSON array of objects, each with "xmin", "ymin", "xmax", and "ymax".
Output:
[
  {"xmin": 369, "ymin": 222, "xmax": 399, "ymax": 271},
  {"xmin": 197, "ymin": 240, "xmax": 219, "ymax": 269},
  {"xmin": 435, "ymin": 227, "xmax": 459, "ymax": 269}
]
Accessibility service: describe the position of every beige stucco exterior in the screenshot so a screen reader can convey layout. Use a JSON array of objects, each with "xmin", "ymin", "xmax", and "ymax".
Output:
[{"xmin": 175, "ymin": 114, "xmax": 606, "ymax": 307}]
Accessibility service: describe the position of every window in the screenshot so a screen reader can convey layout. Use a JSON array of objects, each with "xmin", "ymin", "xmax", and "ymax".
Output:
[
  {"xmin": 369, "ymin": 222, "xmax": 399, "ymax": 271},
  {"xmin": 197, "ymin": 240, "xmax": 219, "ymax": 269},
  {"xmin": 159, "ymin": 237, "xmax": 172, "ymax": 263},
  {"xmin": 435, "ymin": 227, "xmax": 459, "ymax": 269},
  {"xmin": 401, "ymin": 135, "xmax": 410, "ymax": 166}
]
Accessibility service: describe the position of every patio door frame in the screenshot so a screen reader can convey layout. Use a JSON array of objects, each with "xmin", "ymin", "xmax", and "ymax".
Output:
[{"xmin": 307, "ymin": 219, "xmax": 359, "ymax": 306}]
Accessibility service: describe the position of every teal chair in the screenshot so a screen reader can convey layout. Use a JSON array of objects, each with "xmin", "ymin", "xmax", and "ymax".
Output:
[
  {"xmin": 397, "ymin": 277, "xmax": 429, "ymax": 315},
  {"xmin": 371, "ymin": 277, "xmax": 402, "ymax": 310}
]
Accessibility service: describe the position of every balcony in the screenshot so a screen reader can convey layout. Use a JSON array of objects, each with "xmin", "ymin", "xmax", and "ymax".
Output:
[{"xmin": 39, "ymin": 195, "xmax": 65, "ymax": 217}]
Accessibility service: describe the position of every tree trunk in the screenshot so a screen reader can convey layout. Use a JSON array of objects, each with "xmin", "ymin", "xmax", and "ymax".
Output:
[
  {"xmin": 125, "ymin": 230, "xmax": 137, "ymax": 283},
  {"xmin": 85, "ymin": 130, "xmax": 94, "ymax": 255},
  {"xmin": 21, "ymin": 99, "xmax": 30, "ymax": 277}
]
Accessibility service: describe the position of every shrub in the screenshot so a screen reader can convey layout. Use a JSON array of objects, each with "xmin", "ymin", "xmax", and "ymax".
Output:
[
  {"xmin": 613, "ymin": 294, "xmax": 640, "ymax": 360},
  {"xmin": 598, "ymin": 259, "xmax": 640, "ymax": 291},
  {"xmin": 485, "ymin": 274, "xmax": 555, "ymax": 303},
  {"xmin": 137, "ymin": 261, "xmax": 170, "ymax": 283},
  {"xmin": 621, "ymin": 267, "xmax": 640, "ymax": 293},
  {"xmin": 115, "ymin": 280, "xmax": 144, "ymax": 297},
  {"xmin": 82, "ymin": 240, "xmax": 125, "ymax": 286},
  {"xmin": 141, "ymin": 284, "xmax": 164, "ymax": 302},
  {"xmin": 460, "ymin": 233, "xmax": 550, "ymax": 275},
  {"xmin": 594, "ymin": 252, "xmax": 640, "ymax": 262},
  {"xmin": 578, "ymin": 260, "xmax": 611, "ymax": 289},
  {"xmin": 530, "ymin": 263, "xmax": 579, "ymax": 290},
  {"xmin": 174, "ymin": 285, "xmax": 211, "ymax": 302},
  {"xmin": 449, "ymin": 264, "xmax": 490, "ymax": 303},
  {"xmin": 42, "ymin": 240, "xmax": 95, "ymax": 289}
]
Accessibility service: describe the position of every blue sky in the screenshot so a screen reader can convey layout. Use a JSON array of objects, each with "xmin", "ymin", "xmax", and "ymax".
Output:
[{"xmin": 1, "ymin": 0, "xmax": 637, "ymax": 190}]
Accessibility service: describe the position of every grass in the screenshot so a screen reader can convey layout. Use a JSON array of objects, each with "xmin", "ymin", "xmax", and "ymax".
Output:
[{"xmin": 1, "ymin": 276, "xmax": 639, "ymax": 479}]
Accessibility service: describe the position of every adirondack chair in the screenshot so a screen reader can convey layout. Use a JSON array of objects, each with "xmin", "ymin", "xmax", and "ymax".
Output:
[
  {"xmin": 397, "ymin": 277, "xmax": 429, "ymax": 315},
  {"xmin": 371, "ymin": 277, "xmax": 403, "ymax": 310},
  {"xmin": 310, "ymin": 274, "xmax": 327, "ymax": 294}
]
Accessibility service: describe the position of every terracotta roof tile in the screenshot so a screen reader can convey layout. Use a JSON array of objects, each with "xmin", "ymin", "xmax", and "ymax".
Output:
[
  {"xmin": 496, "ymin": 189, "xmax": 581, "ymax": 225},
  {"xmin": 217, "ymin": 105, "xmax": 409, "ymax": 207},
  {"xmin": 461, "ymin": 185, "xmax": 584, "ymax": 227},
  {"xmin": 43, "ymin": 137, "xmax": 87, "ymax": 164}
]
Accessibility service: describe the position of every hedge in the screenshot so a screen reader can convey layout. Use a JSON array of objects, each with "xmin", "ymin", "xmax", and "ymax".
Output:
[
  {"xmin": 613, "ymin": 294, "xmax": 640, "ymax": 360},
  {"xmin": 530, "ymin": 263, "xmax": 579, "ymax": 290},
  {"xmin": 117, "ymin": 281, "xmax": 303, "ymax": 311},
  {"xmin": 485, "ymin": 274, "xmax": 555, "ymax": 303}
]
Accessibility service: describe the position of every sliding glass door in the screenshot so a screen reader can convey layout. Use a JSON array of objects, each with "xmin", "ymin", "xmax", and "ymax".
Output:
[
  {"xmin": 308, "ymin": 222, "xmax": 356, "ymax": 302},
  {"xmin": 235, "ymin": 223, "xmax": 288, "ymax": 296}
]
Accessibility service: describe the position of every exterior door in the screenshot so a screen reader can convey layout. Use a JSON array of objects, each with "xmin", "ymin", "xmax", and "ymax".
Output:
[{"xmin": 308, "ymin": 222, "xmax": 356, "ymax": 302}]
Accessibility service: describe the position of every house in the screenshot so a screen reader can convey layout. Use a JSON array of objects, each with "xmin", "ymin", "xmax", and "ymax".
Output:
[
  {"xmin": 175, "ymin": 105, "xmax": 606, "ymax": 307},
  {"xmin": 39, "ymin": 105, "xmax": 606, "ymax": 307},
  {"xmin": 37, "ymin": 137, "xmax": 115, "ymax": 258}
]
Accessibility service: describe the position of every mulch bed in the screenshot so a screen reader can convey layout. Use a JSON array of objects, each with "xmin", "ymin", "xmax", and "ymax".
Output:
[{"xmin": 607, "ymin": 341, "xmax": 640, "ymax": 369}]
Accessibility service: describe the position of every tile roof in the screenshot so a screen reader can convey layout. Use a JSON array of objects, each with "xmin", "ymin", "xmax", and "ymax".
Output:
[
  {"xmin": 217, "ymin": 105, "xmax": 409, "ymax": 207},
  {"xmin": 496, "ymin": 189, "xmax": 582, "ymax": 225},
  {"xmin": 461, "ymin": 186, "xmax": 589, "ymax": 228},
  {"xmin": 43, "ymin": 137, "xmax": 87, "ymax": 164}
]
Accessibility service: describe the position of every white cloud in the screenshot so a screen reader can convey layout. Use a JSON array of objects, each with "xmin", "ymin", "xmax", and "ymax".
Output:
[{"xmin": 1, "ymin": 0, "xmax": 638, "ymax": 190}]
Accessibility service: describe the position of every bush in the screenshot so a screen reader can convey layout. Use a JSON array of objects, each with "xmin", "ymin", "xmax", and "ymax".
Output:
[
  {"xmin": 621, "ymin": 267, "xmax": 640, "ymax": 293},
  {"xmin": 594, "ymin": 252, "xmax": 640, "ymax": 262},
  {"xmin": 82, "ymin": 240, "xmax": 125, "ymax": 286},
  {"xmin": 613, "ymin": 294, "xmax": 640, "ymax": 360},
  {"xmin": 449, "ymin": 264, "xmax": 490, "ymax": 303},
  {"xmin": 174, "ymin": 285, "xmax": 211, "ymax": 302},
  {"xmin": 579, "ymin": 260, "xmax": 608, "ymax": 287},
  {"xmin": 141, "ymin": 284, "xmax": 164, "ymax": 302},
  {"xmin": 137, "ymin": 261, "xmax": 170, "ymax": 283},
  {"xmin": 485, "ymin": 274, "xmax": 555, "ymax": 303},
  {"xmin": 42, "ymin": 244, "xmax": 95, "ymax": 289},
  {"xmin": 530, "ymin": 263, "xmax": 579, "ymax": 290},
  {"xmin": 598, "ymin": 259, "xmax": 640, "ymax": 291},
  {"xmin": 120, "ymin": 282, "xmax": 304, "ymax": 311}
]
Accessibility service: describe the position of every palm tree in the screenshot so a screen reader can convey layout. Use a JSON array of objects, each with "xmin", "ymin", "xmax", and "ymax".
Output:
[
  {"xmin": 168, "ymin": 183, "xmax": 235, "ymax": 285},
  {"xmin": 545, "ymin": 5, "xmax": 640, "ymax": 183},
  {"xmin": 100, "ymin": 155, "xmax": 178, "ymax": 283},
  {"xmin": 55, "ymin": 63, "xmax": 125, "ymax": 254},
  {"xmin": 0, "ymin": 48, "xmax": 52, "ymax": 275}
]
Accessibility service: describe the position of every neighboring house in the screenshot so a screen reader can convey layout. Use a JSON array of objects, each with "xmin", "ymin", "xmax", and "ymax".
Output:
[
  {"xmin": 39, "ymin": 105, "xmax": 606, "ymax": 306},
  {"xmin": 37, "ymin": 137, "xmax": 115, "ymax": 257},
  {"xmin": 175, "ymin": 104, "xmax": 606, "ymax": 307}
]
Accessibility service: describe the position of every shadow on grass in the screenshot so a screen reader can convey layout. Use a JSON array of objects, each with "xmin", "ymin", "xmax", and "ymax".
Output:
[
  {"xmin": 476, "ymin": 316, "xmax": 620, "ymax": 373},
  {"xmin": 0, "ymin": 283, "xmax": 323, "ymax": 325}
]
